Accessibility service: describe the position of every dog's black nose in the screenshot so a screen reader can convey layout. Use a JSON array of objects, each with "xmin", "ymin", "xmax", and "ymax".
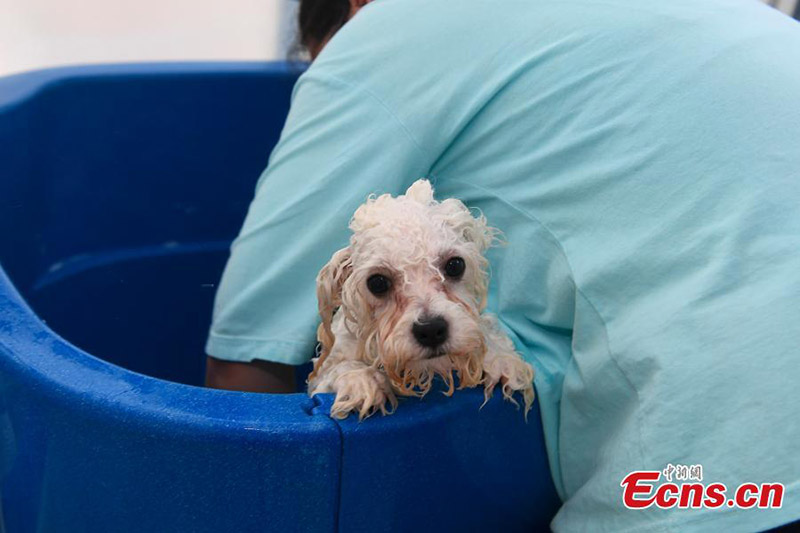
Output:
[{"xmin": 412, "ymin": 316, "xmax": 449, "ymax": 348}]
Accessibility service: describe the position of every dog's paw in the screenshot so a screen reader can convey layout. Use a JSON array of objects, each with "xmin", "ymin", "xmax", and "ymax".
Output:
[
  {"xmin": 482, "ymin": 354, "xmax": 535, "ymax": 418},
  {"xmin": 330, "ymin": 367, "xmax": 398, "ymax": 421}
]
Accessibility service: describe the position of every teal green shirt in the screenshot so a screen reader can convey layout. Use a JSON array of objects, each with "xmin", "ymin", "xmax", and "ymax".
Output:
[{"xmin": 207, "ymin": 1, "xmax": 800, "ymax": 530}]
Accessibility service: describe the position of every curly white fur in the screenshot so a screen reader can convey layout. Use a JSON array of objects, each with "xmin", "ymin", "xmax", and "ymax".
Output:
[{"xmin": 308, "ymin": 180, "xmax": 535, "ymax": 420}]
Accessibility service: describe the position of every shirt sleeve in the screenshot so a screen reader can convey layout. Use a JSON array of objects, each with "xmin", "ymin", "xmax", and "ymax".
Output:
[{"xmin": 206, "ymin": 73, "xmax": 429, "ymax": 364}]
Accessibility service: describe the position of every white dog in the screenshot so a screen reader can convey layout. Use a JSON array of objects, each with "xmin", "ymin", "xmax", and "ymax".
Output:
[{"xmin": 307, "ymin": 180, "xmax": 534, "ymax": 420}]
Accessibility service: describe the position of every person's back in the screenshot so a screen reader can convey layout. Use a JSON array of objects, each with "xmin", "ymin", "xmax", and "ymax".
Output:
[{"xmin": 208, "ymin": 0, "xmax": 800, "ymax": 529}]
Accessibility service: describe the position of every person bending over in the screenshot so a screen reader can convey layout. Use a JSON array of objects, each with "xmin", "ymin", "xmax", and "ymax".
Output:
[{"xmin": 206, "ymin": 1, "xmax": 800, "ymax": 530}]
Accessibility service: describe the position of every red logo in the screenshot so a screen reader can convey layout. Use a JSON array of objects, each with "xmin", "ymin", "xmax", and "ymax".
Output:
[{"xmin": 621, "ymin": 465, "xmax": 783, "ymax": 510}]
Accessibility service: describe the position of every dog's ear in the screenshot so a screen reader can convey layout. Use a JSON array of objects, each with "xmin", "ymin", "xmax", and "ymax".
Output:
[{"xmin": 310, "ymin": 246, "xmax": 352, "ymax": 379}]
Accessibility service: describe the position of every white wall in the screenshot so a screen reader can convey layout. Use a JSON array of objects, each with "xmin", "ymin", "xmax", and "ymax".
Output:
[
  {"xmin": 0, "ymin": 0, "xmax": 298, "ymax": 76},
  {"xmin": 0, "ymin": 0, "xmax": 796, "ymax": 77}
]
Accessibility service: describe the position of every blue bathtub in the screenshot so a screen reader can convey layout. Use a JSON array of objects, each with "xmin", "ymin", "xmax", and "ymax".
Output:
[{"xmin": 0, "ymin": 63, "xmax": 561, "ymax": 532}]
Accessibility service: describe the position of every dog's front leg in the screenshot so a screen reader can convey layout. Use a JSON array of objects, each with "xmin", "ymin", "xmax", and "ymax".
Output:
[
  {"xmin": 314, "ymin": 359, "xmax": 398, "ymax": 420},
  {"xmin": 480, "ymin": 315, "xmax": 535, "ymax": 416},
  {"xmin": 308, "ymin": 318, "xmax": 397, "ymax": 420}
]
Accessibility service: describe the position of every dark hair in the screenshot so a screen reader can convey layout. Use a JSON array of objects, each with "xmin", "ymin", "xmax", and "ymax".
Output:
[{"xmin": 298, "ymin": 0, "xmax": 351, "ymax": 56}]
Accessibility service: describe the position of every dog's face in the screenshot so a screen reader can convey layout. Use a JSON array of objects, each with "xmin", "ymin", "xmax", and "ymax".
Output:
[{"xmin": 316, "ymin": 180, "xmax": 496, "ymax": 396}]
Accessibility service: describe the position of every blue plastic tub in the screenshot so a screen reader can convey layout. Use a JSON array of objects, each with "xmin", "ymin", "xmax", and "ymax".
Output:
[{"xmin": 0, "ymin": 63, "xmax": 560, "ymax": 532}]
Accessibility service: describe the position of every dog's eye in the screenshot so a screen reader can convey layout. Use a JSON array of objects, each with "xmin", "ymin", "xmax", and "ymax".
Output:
[
  {"xmin": 443, "ymin": 257, "xmax": 466, "ymax": 279},
  {"xmin": 366, "ymin": 274, "xmax": 391, "ymax": 296}
]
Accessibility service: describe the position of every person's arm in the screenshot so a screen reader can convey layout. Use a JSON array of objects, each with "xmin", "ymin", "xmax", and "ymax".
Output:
[
  {"xmin": 204, "ymin": 72, "xmax": 431, "ymax": 392},
  {"xmin": 204, "ymin": 356, "xmax": 295, "ymax": 393}
]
